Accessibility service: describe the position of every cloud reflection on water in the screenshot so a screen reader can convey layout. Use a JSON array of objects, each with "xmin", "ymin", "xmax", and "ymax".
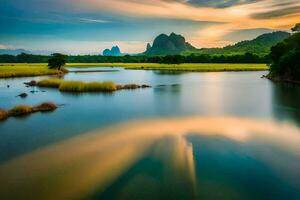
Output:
[{"xmin": 0, "ymin": 117, "xmax": 300, "ymax": 200}]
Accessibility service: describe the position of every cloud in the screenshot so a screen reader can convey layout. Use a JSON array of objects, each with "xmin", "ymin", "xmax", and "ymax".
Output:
[
  {"xmin": 252, "ymin": 5, "xmax": 300, "ymax": 19},
  {"xmin": 79, "ymin": 18, "xmax": 111, "ymax": 24},
  {"xmin": 2, "ymin": 14, "xmax": 112, "ymax": 25},
  {"xmin": 0, "ymin": 44, "xmax": 8, "ymax": 49},
  {"xmin": 185, "ymin": 0, "xmax": 258, "ymax": 8},
  {"xmin": 0, "ymin": 44, "xmax": 15, "ymax": 49},
  {"xmin": 16, "ymin": 39, "xmax": 147, "ymax": 55},
  {"xmin": 71, "ymin": 0, "xmax": 300, "ymax": 47},
  {"xmin": 161, "ymin": 0, "xmax": 259, "ymax": 8},
  {"xmin": 1, "ymin": 0, "xmax": 300, "ymax": 50}
]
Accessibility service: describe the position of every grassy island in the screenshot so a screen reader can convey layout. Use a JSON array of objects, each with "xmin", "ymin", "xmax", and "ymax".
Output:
[
  {"xmin": 0, "ymin": 102, "xmax": 57, "ymax": 121},
  {"xmin": 37, "ymin": 79, "xmax": 150, "ymax": 92}
]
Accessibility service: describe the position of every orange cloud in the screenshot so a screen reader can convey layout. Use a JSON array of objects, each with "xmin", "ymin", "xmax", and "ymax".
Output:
[{"xmin": 72, "ymin": 0, "xmax": 300, "ymax": 47}]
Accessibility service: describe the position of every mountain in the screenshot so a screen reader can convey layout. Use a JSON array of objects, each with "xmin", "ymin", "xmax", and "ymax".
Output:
[
  {"xmin": 102, "ymin": 46, "xmax": 122, "ymax": 56},
  {"xmin": 0, "ymin": 48, "xmax": 32, "ymax": 55},
  {"xmin": 144, "ymin": 33, "xmax": 196, "ymax": 55},
  {"xmin": 190, "ymin": 31, "xmax": 291, "ymax": 56}
]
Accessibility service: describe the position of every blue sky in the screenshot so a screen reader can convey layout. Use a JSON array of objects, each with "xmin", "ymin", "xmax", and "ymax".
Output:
[{"xmin": 0, "ymin": 0, "xmax": 299, "ymax": 54}]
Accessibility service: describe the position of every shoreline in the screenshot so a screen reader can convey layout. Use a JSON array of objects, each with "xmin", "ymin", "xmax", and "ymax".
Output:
[
  {"xmin": 0, "ymin": 63, "xmax": 269, "ymax": 78},
  {"xmin": 266, "ymin": 74, "xmax": 300, "ymax": 85}
]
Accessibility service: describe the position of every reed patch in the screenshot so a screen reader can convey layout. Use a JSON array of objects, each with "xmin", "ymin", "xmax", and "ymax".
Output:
[
  {"xmin": 0, "ymin": 102, "xmax": 58, "ymax": 121},
  {"xmin": 37, "ymin": 79, "xmax": 150, "ymax": 93}
]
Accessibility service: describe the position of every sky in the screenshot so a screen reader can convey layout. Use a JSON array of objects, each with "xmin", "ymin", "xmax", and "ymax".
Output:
[{"xmin": 0, "ymin": 0, "xmax": 300, "ymax": 54}]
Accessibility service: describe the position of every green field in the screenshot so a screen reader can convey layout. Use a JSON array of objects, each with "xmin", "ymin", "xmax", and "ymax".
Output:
[
  {"xmin": 0, "ymin": 63, "xmax": 269, "ymax": 78},
  {"xmin": 0, "ymin": 63, "xmax": 64, "ymax": 78},
  {"xmin": 67, "ymin": 63, "xmax": 269, "ymax": 72}
]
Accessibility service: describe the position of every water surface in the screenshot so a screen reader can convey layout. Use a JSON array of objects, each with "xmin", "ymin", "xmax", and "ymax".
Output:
[{"xmin": 0, "ymin": 67, "xmax": 300, "ymax": 199}]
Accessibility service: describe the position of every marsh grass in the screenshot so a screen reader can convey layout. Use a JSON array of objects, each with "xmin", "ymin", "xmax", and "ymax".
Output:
[
  {"xmin": 59, "ymin": 81, "xmax": 83, "ymax": 92},
  {"xmin": 37, "ymin": 79, "xmax": 118, "ymax": 92},
  {"xmin": 59, "ymin": 81, "xmax": 117, "ymax": 92},
  {"xmin": 9, "ymin": 105, "xmax": 33, "ymax": 116},
  {"xmin": 37, "ymin": 79, "xmax": 63, "ymax": 88},
  {"xmin": 0, "ymin": 64, "xmax": 65, "ymax": 78},
  {"xmin": 66, "ymin": 63, "xmax": 268, "ymax": 72},
  {"xmin": 33, "ymin": 102, "xmax": 57, "ymax": 112},
  {"xmin": 0, "ymin": 109, "xmax": 9, "ymax": 120},
  {"xmin": 0, "ymin": 102, "xmax": 58, "ymax": 120},
  {"xmin": 0, "ymin": 63, "xmax": 268, "ymax": 79},
  {"xmin": 81, "ymin": 82, "xmax": 117, "ymax": 92}
]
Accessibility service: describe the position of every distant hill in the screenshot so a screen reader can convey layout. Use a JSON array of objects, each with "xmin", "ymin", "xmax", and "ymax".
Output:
[
  {"xmin": 188, "ymin": 31, "xmax": 291, "ymax": 56},
  {"xmin": 144, "ymin": 33, "xmax": 196, "ymax": 55},
  {"xmin": 102, "ymin": 46, "xmax": 122, "ymax": 56},
  {"xmin": 0, "ymin": 48, "xmax": 31, "ymax": 55}
]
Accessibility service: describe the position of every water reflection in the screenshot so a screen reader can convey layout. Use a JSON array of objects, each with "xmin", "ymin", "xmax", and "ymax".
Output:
[
  {"xmin": 272, "ymin": 82, "xmax": 300, "ymax": 126},
  {"xmin": 0, "ymin": 117, "xmax": 300, "ymax": 200},
  {"xmin": 153, "ymin": 71, "xmax": 187, "ymax": 75}
]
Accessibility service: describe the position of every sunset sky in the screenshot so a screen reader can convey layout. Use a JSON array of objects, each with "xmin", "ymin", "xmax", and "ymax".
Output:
[{"xmin": 1, "ymin": 0, "xmax": 300, "ymax": 54}]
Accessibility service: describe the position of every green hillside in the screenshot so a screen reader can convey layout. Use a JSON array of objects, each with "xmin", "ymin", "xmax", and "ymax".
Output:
[{"xmin": 185, "ymin": 31, "xmax": 290, "ymax": 56}]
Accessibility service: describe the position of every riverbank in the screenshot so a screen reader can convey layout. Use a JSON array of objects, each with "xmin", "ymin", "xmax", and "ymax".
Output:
[
  {"xmin": 0, "ymin": 63, "xmax": 268, "ymax": 78},
  {"xmin": 67, "ymin": 63, "xmax": 269, "ymax": 72},
  {"xmin": 266, "ymin": 74, "xmax": 300, "ymax": 84}
]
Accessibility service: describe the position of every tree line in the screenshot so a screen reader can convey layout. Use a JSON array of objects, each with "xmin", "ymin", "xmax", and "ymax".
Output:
[
  {"xmin": 268, "ymin": 24, "xmax": 300, "ymax": 81},
  {"xmin": 0, "ymin": 52, "xmax": 268, "ymax": 64}
]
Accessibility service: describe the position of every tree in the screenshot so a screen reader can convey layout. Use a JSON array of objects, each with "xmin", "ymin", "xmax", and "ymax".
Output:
[
  {"xmin": 291, "ymin": 23, "xmax": 300, "ymax": 33},
  {"xmin": 269, "ymin": 29, "xmax": 300, "ymax": 81},
  {"xmin": 48, "ymin": 53, "xmax": 66, "ymax": 70}
]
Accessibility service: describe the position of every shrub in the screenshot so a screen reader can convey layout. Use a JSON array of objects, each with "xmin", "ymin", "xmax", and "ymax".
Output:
[
  {"xmin": 48, "ymin": 53, "xmax": 66, "ymax": 70},
  {"xmin": 0, "ymin": 109, "xmax": 9, "ymax": 120},
  {"xmin": 34, "ymin": 102, "xmax": 57, "ymax": 112},
  {"xmin": 9, "ymin": 105, "xmax": 33, "ymax": 116}
]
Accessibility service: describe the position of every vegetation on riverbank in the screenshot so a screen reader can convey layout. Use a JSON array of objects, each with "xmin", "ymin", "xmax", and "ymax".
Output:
[
  {"xmin": 1, "ymin": 52, "xmax": 269, "ymax": 64},
  {"xmin": 37, "ymin": 79, "xmax": 150, "ymax": 92},
  {"xmin": 0, "ymin": 102, "xmax": 57, "ymax": 121},
  {"xmin": 268, "ymin": 29, "xmax": 300, "ymax": 83},
  {"xmin": 67, "ymin": 63, "xmax": 268, "ymax": 72},
  {"xmin": 0, "ymin": 63, "xmax": 268, "ymax": 79},
  {"xmin": 122, "ymin": 63, "xmax": 268, "ymax": 72},
  {"xmin": 0, "ymin": 63, "xmax": 66, "ymax": 78},
  {"xmin": 0, "ymin": 109, "xmax": 9, "ymax": 120}
]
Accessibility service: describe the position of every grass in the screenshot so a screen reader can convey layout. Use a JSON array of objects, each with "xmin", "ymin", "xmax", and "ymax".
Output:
[
  {"xmin": 33, "ymin": 102, "xmax": 58, "ymax": 112},
  {"xmin": 37, "ymin": 79, "xmax": 118, "ymax": 92},
  {"xmin": 66, "ymin": 63, "xmax": 269, "ymax": 72},
  {"xmin": 0, "ymin": 102, "xmax": 58, "ymax": 120},
  {"xmin": 0, "ymin": 63, "xmax": 65, "ymax": 78},
  {"xmin": 37, "ymin": 79, "xmax": 64, "ymax": 88},
  {"xmin": 0, "ymin": 63, "xmax": 269, "ymax": 79},
  {"xmin": 0, "ymin": 109, "xmax": 9, "ymax": 120},
  {"xmin": 9, "ymin": 105, "xmax": 33, "ymax": 116}
]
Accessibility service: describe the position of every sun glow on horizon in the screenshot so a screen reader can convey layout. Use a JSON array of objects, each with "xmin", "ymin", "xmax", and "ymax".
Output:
[{"xmin": 1, "ymin": 0, "xmax": 300, "ymax": 53}]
